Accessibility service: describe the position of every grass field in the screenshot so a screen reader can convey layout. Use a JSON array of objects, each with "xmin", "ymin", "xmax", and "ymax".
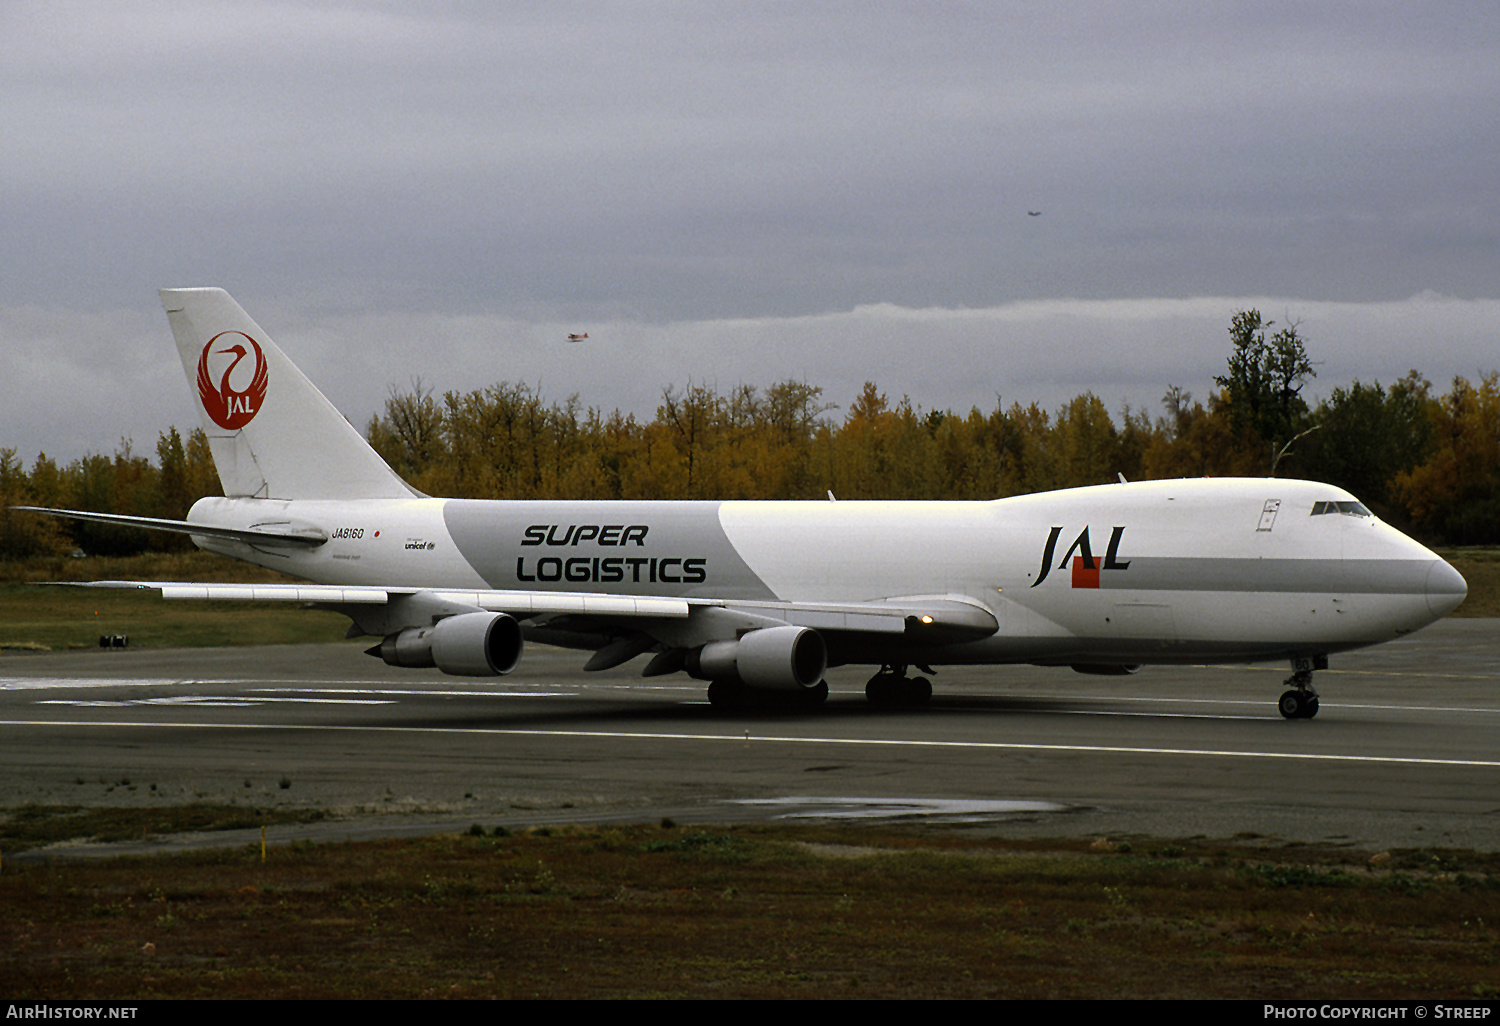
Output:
[
  {"xmin": 2, "ymin": 818, "xmax": 1497, "ymax": 999},
  {"xmin": 0, "ymin": 551, "xmax": 350, "ymax": 652}
]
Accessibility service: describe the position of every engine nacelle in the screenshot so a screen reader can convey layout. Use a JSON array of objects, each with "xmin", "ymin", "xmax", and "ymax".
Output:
[
  {"xmin": 686, "ymin": 625, "xmax": 827, "ymax": 692},
  {"xmin": 377, "ymin": 612, "xmax": 524, "ymax": 677}
]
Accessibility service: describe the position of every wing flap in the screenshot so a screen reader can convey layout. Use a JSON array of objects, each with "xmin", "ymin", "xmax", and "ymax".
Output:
[
  {"xmin": 430, "ymin": 590, "xmax": 691, "ymax": 618},
  {"xmin": 161, "ymin": 584, "xmax": 390, "ymax": 603},
  {"xmin": 749, "ymin": 604, "xmax": 908, "ymax": 634},
  {"xmin": 720, "ymin": 595, "xmax": 999, "ymax": 640}
]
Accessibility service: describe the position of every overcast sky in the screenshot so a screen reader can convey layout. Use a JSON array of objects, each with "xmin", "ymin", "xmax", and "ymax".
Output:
[{"xmin": 4, "ymin": 1, "xmax": 1498, "ymax": 463}]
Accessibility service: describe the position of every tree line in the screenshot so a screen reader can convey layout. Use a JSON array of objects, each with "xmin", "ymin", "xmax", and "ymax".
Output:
[{"xmin": 3, "ymin": 310, "xmax": 1497, "ymax": 558}]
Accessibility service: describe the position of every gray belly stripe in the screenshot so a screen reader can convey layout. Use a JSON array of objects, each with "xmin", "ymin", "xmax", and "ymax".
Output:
[{"xmin": 1098, "ymin": 557, "xmax": 1433, "ymax": 594}]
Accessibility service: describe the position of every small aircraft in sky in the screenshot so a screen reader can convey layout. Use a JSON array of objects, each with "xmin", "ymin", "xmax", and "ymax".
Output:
[
  {"xmin": 21, "ymin": 289, "xmax": 1466, "ymax": 719},
  {"xmin": 565, "ymin": 333, "xmax": 589, "ymax": 342}
]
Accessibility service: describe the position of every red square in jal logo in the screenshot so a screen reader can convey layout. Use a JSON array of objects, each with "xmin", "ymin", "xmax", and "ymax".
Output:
[{"xmin": 1071, "ymin": 556, "xmax": 1100, "ymax": 589}]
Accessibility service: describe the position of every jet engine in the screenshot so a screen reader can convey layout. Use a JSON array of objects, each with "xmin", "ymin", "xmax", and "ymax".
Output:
[
  {"xmin": 375, "ymin": 611, "xmax": 524, "ymax": 677},
  {"xmin": 685, "ymin": 625, "xmax": 827, "ymax": 692}
]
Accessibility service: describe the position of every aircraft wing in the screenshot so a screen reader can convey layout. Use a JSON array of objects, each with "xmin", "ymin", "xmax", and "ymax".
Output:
[
  {"xmin": 61, "ymin": 580, "xmax": 393, "ymax": 603},
  {"xmin": 58, "ymin": 579, "xmax": 995, "ymax": 635},
  {"xmin": 54, "ymin": 580, "xmax": 998, "ymax": 668},
  {"xmin": 58, "ymin": 580, "xmax": 690, "ymax": 615}
]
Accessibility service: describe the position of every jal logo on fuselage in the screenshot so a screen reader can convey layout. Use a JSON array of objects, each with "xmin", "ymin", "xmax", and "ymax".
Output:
[
  {"xmin": 196, "ymin": 331, "xmax": 268, "ymax": 430},
  {"xmin": 1031, "ymin": 525, "xmax": 1131, "ymax": 589}
]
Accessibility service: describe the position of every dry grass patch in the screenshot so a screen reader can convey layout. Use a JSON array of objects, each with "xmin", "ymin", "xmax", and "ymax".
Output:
[{"xmin": 4, "ymin": 822, "xmax": 1497, "ymax": 999}]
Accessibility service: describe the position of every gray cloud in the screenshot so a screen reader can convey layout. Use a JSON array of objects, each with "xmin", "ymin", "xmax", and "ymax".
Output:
[{"xmin": 3, "ymin": 2, "xmax": 1497, "ymax": 461}]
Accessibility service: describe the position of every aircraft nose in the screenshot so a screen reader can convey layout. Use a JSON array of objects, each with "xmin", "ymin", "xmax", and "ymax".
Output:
[{"xmin": 1426, "ymin": 559, "xmax": 1467, "ymax": 618}]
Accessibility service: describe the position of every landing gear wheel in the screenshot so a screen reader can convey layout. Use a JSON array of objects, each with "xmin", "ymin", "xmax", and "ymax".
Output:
[
  {"xmin": 799, "ymin": 679, "xmax": 830, "ymax": 709},
  {"xmin": 900, "ymin": 676, "xmax": 932, "ymax": 707},
  {"xmin": 865, "ymin": 673, "xmax": 898, "ymax": 707},
  {"xmin": 1279, "ymin": 658, "xmax": 1323, "ymax": 719},
  {"xmin": 707, "ymin": 679, "xmax": 747, "ymax": 712},
  {"xmin": 1278, "ymin": 690, "xmax": 1319, "ymax": 719}
]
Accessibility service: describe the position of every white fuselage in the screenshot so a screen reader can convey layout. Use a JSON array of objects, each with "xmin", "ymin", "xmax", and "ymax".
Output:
[{"xmin": 187, "ymin": 477, "xmax": 1465, "ymax": 669}]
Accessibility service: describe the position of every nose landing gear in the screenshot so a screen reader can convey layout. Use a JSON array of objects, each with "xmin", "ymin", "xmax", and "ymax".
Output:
[{"xmin": 1278, "ymin": 655, "xmax": 1325, "ymax": 719}]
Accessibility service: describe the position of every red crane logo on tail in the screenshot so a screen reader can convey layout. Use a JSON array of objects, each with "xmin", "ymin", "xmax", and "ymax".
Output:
[{"xmin": 196, "ymin": 331, "xmax": 268, "ymax": 430}]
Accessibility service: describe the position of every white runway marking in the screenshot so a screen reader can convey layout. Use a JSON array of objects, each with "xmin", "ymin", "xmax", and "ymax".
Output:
[
  {"xmin": 0, "ymin": 679, "xmax": 579, "ymax": 697},
  {"xmin": 6, "ymin": 678, "xmax": 1493, "ymax": 714},
  {"xmin": 1, "ymin": 678, "xmax": 206, "ymax": 690},
  {"xmin": 246, "ymin": 688, "xmax": 581, "ymax": 698},
  {"xmin": 37, "ymin": 696, "xmax": 396, "ymax": 707},
  {"xmin": 924, "ymin": 693, "xmax": 1500, "ymax": 717},
  {"xmin": 3, "ymin": 719, "xmax": 1498, "ymax": 769},
  {"xmin": 735, "ymin": 797, "xmax": 1069, "ymax": 820}
]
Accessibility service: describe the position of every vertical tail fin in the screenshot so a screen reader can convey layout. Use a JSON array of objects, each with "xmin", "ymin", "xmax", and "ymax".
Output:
[{"xmin": 161, "ymin": 288, "xmax": 418, "ymax": 501}]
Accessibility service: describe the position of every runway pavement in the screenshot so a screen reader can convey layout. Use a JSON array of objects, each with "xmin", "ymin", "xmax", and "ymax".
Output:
[{"xmin": 2, "ymin": 618, "xmax": 1498, "ymax": 855}]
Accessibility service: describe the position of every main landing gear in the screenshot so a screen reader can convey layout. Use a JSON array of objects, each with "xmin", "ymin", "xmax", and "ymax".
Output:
[
  {"xmin": 1278, "ymin": 656, "xmax": 1324, "ymax": 719},
  {"xmin": 706, "ymin": 678, "xmax": 829, "ymax": 712},
  {"xmin": 865, "ymin": 664, "xmax": 934, "ymax": 707}
]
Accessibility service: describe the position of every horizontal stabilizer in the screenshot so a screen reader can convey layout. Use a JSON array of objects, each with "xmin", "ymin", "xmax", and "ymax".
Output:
[{"xmin": 13, "ymin": 506, "xmax": 327, "ymax": 547}]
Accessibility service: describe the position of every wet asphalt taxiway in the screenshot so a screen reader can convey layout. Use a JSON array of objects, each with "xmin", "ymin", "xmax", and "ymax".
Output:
[{"xmin": 2, "ymin": 618, "xmax": 1497, "ymax": 855}]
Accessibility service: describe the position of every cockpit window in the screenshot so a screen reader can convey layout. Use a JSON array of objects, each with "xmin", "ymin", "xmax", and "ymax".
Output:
[{"xmin": 1310, "ymin": 500, "xmax": 1371, "ymax": 517}]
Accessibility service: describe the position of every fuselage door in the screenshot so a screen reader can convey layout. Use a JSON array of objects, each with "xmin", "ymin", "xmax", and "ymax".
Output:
[{"xmin": 1257, "ymin": 499, "xmax": 1281, "ymax": 532}]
